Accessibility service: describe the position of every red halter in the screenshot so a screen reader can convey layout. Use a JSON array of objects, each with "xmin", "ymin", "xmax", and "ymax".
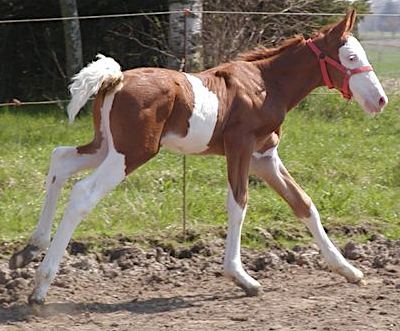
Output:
[{"xmin": 306, "ymin": 39, "xmax": 374, "ymax": 100}]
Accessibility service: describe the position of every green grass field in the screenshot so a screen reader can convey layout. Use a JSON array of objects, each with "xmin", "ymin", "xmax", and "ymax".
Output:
[
  {"xmin": 0, "ymin": 93, "xmax": 399, "ymax": 249},
  {"xmin": 362, "ymin": 37, "xmax": 400, "ymax": 79},
  {"xmin": 364, "ymin": 48, "xmax": 400, "ymax": 79}
]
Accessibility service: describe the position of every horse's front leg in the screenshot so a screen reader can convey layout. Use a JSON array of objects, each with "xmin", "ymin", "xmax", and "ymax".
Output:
[
  {"xmin": 223, "ymin": 132, "xmax": 261, "ymax": 296},
  {"xmin": 250, "ymin": 146, "xmax": 363, "ymax": 283},
  {"xmin": 9, "ymin": 144, "xmax": 106, "ymax": 270}
]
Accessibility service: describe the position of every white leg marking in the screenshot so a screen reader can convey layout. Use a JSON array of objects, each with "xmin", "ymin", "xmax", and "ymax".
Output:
[
  {"xmin": 161, "ymin": 73, "xmax": 218, "ymax": 154},
  {"xmin": 250, "ymin": 147, "xmax": 363, "ymax": 283},
  {"xmin": 30, "ymin": 92, "xmax": 125, "ymax": 303},
  {"xmin": 303, "ymin": 204, "xmax": 363, "ymax": 282},
  {"xmin": 29, "ymin": 145, "xmax": 107, "ymax": 251},
  {"xmin": 224, "ymin": 185, "xmax": 261, "ymax": 295}
]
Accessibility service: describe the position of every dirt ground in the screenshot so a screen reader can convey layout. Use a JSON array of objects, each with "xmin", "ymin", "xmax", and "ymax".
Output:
[{"xmin": 0, "ymin": 236, "xmax": 399, "ymax": 331}]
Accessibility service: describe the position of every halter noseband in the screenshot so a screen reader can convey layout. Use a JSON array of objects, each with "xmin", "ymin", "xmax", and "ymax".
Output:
[{"xmin": 306, "ymin": 39, "xmax": 373, "ymax": 100}]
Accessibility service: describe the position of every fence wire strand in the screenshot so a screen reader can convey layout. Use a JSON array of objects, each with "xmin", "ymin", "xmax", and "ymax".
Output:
[
  {"xmin": 1, "ymin": 9, "xmax": 398, "ymax": 237},
  {"xmin": 1, "ymin": 10, "xmax": 400, "ymax": 25},
  {"xmin": 0, "ymin": 9, "xmax": 399, "ymax": 107}
]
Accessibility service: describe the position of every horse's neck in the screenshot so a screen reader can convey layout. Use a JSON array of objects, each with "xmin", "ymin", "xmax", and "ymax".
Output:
[{"xmin": 260, "ymin": 44, "xmax": 323, "ymax": 111}]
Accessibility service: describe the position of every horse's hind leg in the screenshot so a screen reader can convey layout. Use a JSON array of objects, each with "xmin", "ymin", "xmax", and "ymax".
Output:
[
  {"xmin": 250, "ymin": 147, "xmax": 363, "ymax": 283},
  {"xmin": 29, "ymin": 145, "xmax": 126, "ymax": 304},
  {"xmin": 29, "ymin": 90, "xmax": 166, "ymax": 304},
  {"xmin": 9, "ymin": 142, "xmax": 107, "ymax": 270}
]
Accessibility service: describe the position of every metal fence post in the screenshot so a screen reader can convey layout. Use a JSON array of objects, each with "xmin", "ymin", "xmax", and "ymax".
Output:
[{"xmin": 181, "ymin": 8, "xmax": 190, "ymax": 241}]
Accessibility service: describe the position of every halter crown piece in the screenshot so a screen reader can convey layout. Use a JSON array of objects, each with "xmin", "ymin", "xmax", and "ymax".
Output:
[{"xmin": 306, "ymin": 39, "xmax": 373, "ymax": 100}]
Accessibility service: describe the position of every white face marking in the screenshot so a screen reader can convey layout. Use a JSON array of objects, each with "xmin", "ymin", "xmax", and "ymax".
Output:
[
  {"xmin": 161, "ymin": 73, "xmax": 218, "ymax": 154},
  {"xmin": 339, "ymin": 36, "xmax": 388, "ymax": 114}
]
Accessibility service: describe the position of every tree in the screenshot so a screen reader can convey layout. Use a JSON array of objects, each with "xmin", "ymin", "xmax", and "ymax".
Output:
[
  {"xmin": 168, "ymin": 0, "xmax": 203, "ymax": 71},
  {"xmin": 59, "ymin": 0, "xmax": 83, "ymax": 81},
  {"xmin": 202, "ymin": 0, "xmax": 370, "ymax": 68},
  {"xmin": 0, "ymin": 0, "xmax": 370, "ymax": 102}
]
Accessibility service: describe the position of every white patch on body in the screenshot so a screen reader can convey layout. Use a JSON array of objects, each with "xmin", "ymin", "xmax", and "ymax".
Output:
[
  {"xmin": 161, "ymin": 73, "xmax": 218, "ymax": 154},
  {"xmin": 338, "ymin": 36, "xmax": 388, "ymax": 113}
]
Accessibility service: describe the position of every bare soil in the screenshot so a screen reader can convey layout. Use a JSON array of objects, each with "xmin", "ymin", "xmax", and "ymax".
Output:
[{"xmin": 0, "ymin": 236, "xmax": 399, "ymax": 331}]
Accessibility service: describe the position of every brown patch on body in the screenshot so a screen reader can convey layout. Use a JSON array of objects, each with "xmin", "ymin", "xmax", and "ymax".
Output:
[
  {"xmin": 109, "ymin": 69, "xmax": 194, "ymax": 174},
  {"xmin": 79, "ymin": 11, "xmax": 359, "ymax": 209},
  {"xmin": 93, "ymin": 27, "xmax": 334, "ymax": 206},
  {"xmin": 77, "ymin": 94, "xmax": 104, "ymax": 155}
]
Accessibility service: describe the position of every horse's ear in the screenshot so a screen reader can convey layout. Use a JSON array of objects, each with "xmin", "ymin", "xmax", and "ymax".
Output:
[
  {"xmin": 346, "ymin": 9, "xmax": 357, "ymax": 32},
  {"xmin": 329, "ymin": 9, "xmax": 357, "ymax": 39}
]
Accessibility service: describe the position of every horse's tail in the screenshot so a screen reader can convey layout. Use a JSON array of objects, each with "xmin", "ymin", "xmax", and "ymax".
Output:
[{"xmin": 67, "ymin": 54, "xmax": 123, "ymax": 124}]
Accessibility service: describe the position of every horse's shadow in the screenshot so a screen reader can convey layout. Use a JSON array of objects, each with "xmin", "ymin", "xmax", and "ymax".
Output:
[{"xmin": 0, "ymin": 292, "xmax": 246, "ymax": 323}]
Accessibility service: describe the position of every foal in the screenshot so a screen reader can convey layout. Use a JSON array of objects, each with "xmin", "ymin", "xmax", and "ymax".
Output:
[{"xmin": 10, "ymin": 10, "xmax": 388, "ymax": 304}]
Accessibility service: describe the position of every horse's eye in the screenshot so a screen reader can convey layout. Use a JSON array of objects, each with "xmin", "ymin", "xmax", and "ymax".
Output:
[{"xmin": 349, "ymin": 55, "xmax": 357, "ymax": 62}]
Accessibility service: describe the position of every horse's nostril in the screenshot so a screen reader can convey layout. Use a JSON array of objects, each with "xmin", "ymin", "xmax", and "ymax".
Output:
[{"xmin": 379, "ymin": 97, "xmax": 387, "ymax": 108}]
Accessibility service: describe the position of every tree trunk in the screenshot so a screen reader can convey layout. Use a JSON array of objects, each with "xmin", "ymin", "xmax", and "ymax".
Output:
[
  {"xmin": 168, "ymin": 0, "xmax": 203, "ymax": 72},
  {"xmin": 59, "ymin": 0, "xmax": 83, "ymax": 81}
]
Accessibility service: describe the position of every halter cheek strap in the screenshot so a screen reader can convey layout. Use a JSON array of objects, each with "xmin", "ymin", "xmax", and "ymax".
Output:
[{"xmin": 306, "ymin": 39, "xmax": 373, "ymax": 100}]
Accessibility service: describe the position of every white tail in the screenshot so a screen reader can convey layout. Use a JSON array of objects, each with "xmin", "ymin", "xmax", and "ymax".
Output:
[{"xmin": 67, "ymin": 54, "xmax": 123, "ymax": 124}]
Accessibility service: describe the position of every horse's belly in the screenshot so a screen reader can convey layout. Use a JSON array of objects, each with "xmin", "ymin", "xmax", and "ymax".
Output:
[{"xmin": 161, "ymin": 73, "xmax": 219, "ymax": 155}]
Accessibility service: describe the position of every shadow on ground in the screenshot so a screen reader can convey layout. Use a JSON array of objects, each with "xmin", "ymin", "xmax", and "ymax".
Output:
[{"xmin": 0, "ymin": 292, "xmax": 245, "ymax": 323}]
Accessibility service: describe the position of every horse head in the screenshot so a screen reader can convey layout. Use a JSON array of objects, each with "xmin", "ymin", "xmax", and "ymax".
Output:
[{"xmin": 310, "ymin": 9, "xmax": 388, "ymax": 114}]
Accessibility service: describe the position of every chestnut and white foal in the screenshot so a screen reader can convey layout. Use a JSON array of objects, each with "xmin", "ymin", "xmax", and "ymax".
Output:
[{"xmin": 10, "ymin": 10, "xmax": 388, "ymax": 304}]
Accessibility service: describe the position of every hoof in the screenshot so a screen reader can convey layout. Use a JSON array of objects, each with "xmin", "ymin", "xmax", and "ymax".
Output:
[
  {"xmin": 347, "ymin": 269, "xmax": 364, "ymax": 284},
  {"xmin": 347, "ymin": 275, "xmax": 364, "ymax": 284},
  {"xmin": 224, "ymin": 268, "xmax": 262, "ymax": 297},
  {"xmin": 28, "ymin": 293, "xmax": 46, "ymax": 306},
  {"xmin": 9, "ymin": 244, "xmax": 40, "ymax": 270},
  {"xmin": 336, "ymin": 265, "xmax": 364, "ymax": 284},
  {"xmin": 243, "ymin": 285, "xmax": 262, "ymax": 297},
  {"xmin": 356, "ymin": 279, "xmax": 367, "ymax": 287},
  {"xmin": 234, "ymin": 279, "xmax": 262, "ymax": 297}
]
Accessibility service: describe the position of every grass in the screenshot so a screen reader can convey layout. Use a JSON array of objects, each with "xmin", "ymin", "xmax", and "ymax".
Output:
[
  {"xmin": 0, "ymin": 93, "xmax": 399, "ymax": 249},
  {"xmin": 363, "ymin": 47, "xmax": 400, "ymax": 78}
]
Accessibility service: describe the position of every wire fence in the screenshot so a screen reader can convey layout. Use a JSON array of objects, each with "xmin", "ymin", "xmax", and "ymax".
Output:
[
  {"xmin": 0, "ymin": 9, "xmax": 399, "ymax": 108},
  {"xmin": 1, "ymin": 10, "xmax": 400, "ymax": 25},
  {"xmin": 1, "ymin": 9, "xmax": 399, "ymax": 239}
]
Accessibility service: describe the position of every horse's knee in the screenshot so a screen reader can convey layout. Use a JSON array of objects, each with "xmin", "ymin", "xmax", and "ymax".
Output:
[
  {"xmin": 51, "ymin": 146, "xmax": 77, "ymax": 164},
  {"xmin": 288, "ymin": 193, "xmax": 312, "ymax": 219},
  {"xmin": 49, "ymin": 146, "xmax": 77, "ymax": 182}
]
